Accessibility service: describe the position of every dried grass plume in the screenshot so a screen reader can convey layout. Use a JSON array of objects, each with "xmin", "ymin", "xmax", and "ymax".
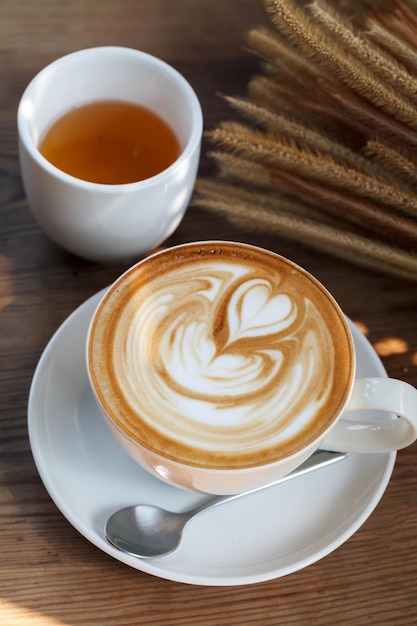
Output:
[{"xmin": 194, "ymin": 0, "xmax": 417, "ymax": 281}]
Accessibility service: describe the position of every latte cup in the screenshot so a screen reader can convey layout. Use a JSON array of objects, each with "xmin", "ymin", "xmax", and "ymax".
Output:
[
  {"xmin": 86, "ymin": 241, "xmax": 417, "ymax": 494},
  {"xmin": 17, "ymin": 47, "xmax": 203, "ymax": 263}
]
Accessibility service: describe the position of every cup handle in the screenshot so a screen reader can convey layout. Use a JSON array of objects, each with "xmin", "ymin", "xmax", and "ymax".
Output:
[{"xmin": 321, "ymin": 377, "xmax": 417, "ymax": 453}]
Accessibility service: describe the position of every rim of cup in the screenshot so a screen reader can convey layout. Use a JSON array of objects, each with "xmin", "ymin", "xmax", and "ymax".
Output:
[
  {"xmin": 17, "ymin": 46, "xmax": 203, "ymax": 192},
  {"xmin": 86, "ymin": 240, "xmax": 357, "ymax": 473}
]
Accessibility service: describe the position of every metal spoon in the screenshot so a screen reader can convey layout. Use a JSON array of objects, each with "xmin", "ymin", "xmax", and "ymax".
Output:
[{"xmin": 106, "ymin": 450, "xmax": 346, "ymax": 559}]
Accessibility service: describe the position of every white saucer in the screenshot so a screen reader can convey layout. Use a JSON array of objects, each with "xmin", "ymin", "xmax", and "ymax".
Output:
[{"xmin": 28, "ymin": 289, "xmax": 396, "ymax": 586}]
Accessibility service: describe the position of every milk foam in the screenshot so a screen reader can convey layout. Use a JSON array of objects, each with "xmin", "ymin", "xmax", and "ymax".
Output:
[{"xmin": 89, "ymin": 243, "xmax": 354, "ymax": 468}]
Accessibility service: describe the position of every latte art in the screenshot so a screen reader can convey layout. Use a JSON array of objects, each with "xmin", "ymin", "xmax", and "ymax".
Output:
[{"xmin": 88, "ymin": 243, "xmax": 354, "ymax": 468}]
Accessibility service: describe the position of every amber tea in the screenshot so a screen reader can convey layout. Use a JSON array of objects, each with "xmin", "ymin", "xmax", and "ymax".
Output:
[{"xmin": 39, "ymin": 100, "xmax": 181, "ymax": 184}]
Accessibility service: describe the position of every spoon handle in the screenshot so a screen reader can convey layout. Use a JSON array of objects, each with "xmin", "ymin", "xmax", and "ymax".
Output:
[{"xmin": 187, "ymin": 450, "xmax": 347, "ymax": 518}]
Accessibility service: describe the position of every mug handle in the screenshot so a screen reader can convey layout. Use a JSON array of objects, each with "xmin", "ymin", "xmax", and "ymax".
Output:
[{"xmin": 321, "ymin": 377, "xmax": 417, "ymax": 453}]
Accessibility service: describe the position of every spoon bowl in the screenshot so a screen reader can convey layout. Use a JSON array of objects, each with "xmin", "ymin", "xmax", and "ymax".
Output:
[{"xmin": 107, "ymin": 505, "xmax": 190, "ymax": 558}]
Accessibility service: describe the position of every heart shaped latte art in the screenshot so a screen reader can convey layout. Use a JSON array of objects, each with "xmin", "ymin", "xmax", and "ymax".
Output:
[
  {"xmin": 227, "ymin": 279, "xmax": 296, "ymax": 343},
  {"xmin": 90, "ymin": 242, "xmax": 353, "ymax": 469}
]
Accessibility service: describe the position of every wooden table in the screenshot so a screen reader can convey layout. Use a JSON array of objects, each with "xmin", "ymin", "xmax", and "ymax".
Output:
[{"xmin": 1, "ymin": 1, "xmax": 416, "ymax": 624}]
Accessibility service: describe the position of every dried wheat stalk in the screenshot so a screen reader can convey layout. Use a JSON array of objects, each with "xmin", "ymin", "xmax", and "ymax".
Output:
[
  {"xmin": 195, "ymin": 0, "xmax": 417, "ymax": 281},
  {"xmin": 194, "ymin": 179, "xmax": 417, "ymax": 281}
]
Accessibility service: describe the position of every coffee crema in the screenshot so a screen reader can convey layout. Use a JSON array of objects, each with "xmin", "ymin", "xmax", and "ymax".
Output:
[{"xmin": 88, "ymin": 242, "xmax": 354, "ymax": 469}]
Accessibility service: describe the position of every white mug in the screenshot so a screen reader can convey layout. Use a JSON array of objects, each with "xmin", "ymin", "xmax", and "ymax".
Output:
[
  {"xmin": 17, "ymin": 47, "xmax": 203, "ymax": 263},
  {"xmin": 86, "ymin": 241, "xmax": 417, "ymax": 494}
]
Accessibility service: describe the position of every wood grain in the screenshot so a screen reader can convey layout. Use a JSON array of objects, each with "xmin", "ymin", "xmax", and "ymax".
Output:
[{"xmin": 0, "ymin": 1, "xmax": 416, "ymax": 624}]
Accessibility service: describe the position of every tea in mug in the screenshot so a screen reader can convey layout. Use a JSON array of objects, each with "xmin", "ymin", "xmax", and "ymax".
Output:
[{"xmin": 39, "ymin": 100, "xmax": 181, "ymax": 184}]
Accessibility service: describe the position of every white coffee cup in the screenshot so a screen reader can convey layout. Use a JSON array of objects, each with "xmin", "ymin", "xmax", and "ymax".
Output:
[
  {"xmin": 86, "ymin": 241, "xmax": 417, "ymax": 494},
  {"xmin": 17, "ymin": 47, "xmax": 203, "ymax": 263}
]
